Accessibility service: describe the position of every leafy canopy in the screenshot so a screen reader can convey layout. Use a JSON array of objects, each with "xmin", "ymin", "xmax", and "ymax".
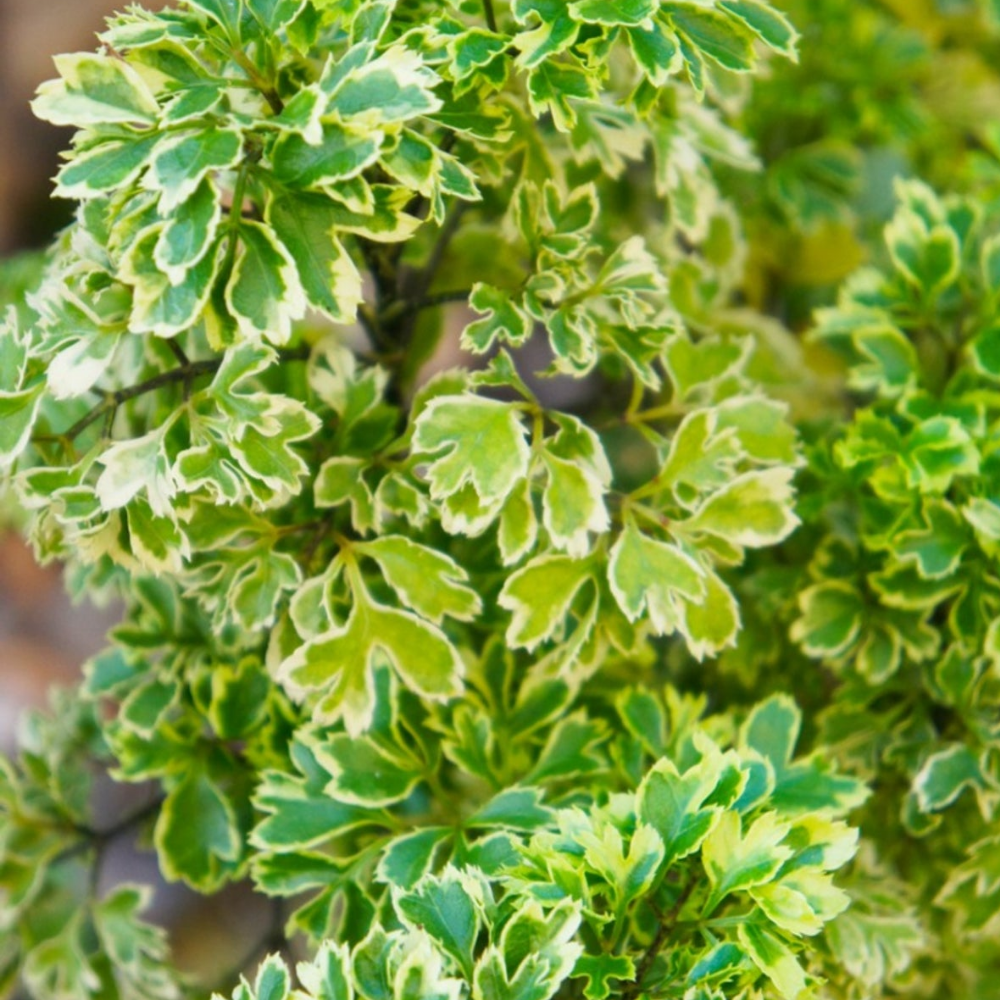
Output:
[{"xmin": 2, "ymin": 0, "xmax": 1000, "ymax": 998}]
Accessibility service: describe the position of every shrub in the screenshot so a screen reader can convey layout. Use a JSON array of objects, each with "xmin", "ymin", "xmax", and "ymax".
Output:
[{"xmin": 1, "ymin": 0, "xmax": 999, "ymax": 998}]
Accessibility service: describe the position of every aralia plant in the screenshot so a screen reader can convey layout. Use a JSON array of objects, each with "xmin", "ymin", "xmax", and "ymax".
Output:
[{"xmin": 1, "ymin": 0, "xmax": 999, "ymax": 998}]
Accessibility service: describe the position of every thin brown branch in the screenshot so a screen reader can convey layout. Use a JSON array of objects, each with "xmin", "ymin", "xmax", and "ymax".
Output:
[
  {"xmin": 49, "ymin": 347, "xmax": 311, "ymax": 444},
  {"xmin": 61, "ymin": 360, "xmax": 221, "ymax": 441},
  {"xmin": 166, "ymin": 339, "xmax": 191, "ymax": 367}
]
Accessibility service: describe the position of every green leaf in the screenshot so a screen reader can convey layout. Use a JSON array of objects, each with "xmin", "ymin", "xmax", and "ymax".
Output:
[
  {"xmin": 901, "ymin": 417, "xmax": 979, "ymax": 494},
  {"xmin": 969, "ymin": 323, "xmax": 1000, "ymax": 381},
  {"xmin": 742, "ymin": 696, "xmax": 868, "ymax": 814},
  {"xmin": 33, "ymin": 52, "xmax": 160, "ymax": 126},
  {"xmin": 680, "ymin": 569, "xmax": 740, "ymax": 660},
  {"xmin": 751, "ymin": 869, "xmax": 850, "ymax": 935},
  {"xmin": 569, "ymin": 0, "xmax": 656, "ymax": 26},
  {"xmin": 885, "ymin": 211, "xmax": 960, "ymax": 296},
  {"xmin": 638, "ymin": 736, "xmax": 732, "ymax": 864},
  {"xmin": 715, "ymin": 397, "xmax": 798, "ymax": 467},
  {"xmin": 980, "ymin": 232, "xmax": 1000, "ymax": 290},
  {"xmin": 742, "ymin": 696, "xmax": 800, "ymax": 771},
  {"xmin": 737, "ymin": 922, "xmax": 808, "ymax": 1000},
  {"xmin": 719, "ymin": 0, "xmax": 799, "ymax": 59},
  {"xmin": 702, "ymin": 812, "xmax": 792, "ymax": 913},
  {"xmin": 92, "ymin": 885, "xmax": 176, "ymax": 996},
  {"xmin": 155, "ymin": 770, "xmax": 242, "ymax": 891},
  {"xmin": 413, "ymin": 395, "xmax": 530, "ymax": 509},
  {"xmin": 154, "ymin": 177, "xmax": 222, "ymax": 283},
  {"xmin": 397, "ymin": 868, "xmax": 480, "ymax": 979},
  {"xmin": 315, "ymin": 456, "xmax": 376, "ymax": 533},
  {"xmin": 894, "ymin": 501, "xmax": 969, "ymax": 579},
  {"xmin": 468, "ymin": 787, "xmax": 553, "ymax": 832},
  {"xmin": 659, "ymin": 409, "xmax": 742, "ymax": 498},
  {"xmin": 229, "ymin": 549, "xmax": 302, "ymax": 631},
  {"xmin": 847, "ymin": 324, "xmax": 919, "ymax": 396},
  {"xmin": 541, "ymin": 450, "xmax": 609, "ymax": 557},
  {"xmin": 229, "ymin": 403, "xmax": 320, "ymax": 497},
  {"xmin": 316, "ymin": 735, "xmax": 423, "ymax": 807},
  {"xmin": 685, "ymin": 469, "xmax": 799, "ymax": 548},
  {"xmin": 252, "ymin": 746, "xmax": 377, "ymax": 853},
  {"xmin": 245, "ymin": 0, "xmax": 306, "ymax": 33},
  {"xmin": 482, "ymin": 899, "xmax": 582, "ymax": 1000},
  {"xmin": 356, "ymin": 535, "xmax": 482, "ymax": 624},
  {"xmin": 498, "ymin": 554, "xmax": 596, "ymax": 651},
  {"xmin": 225, "ymin": 221, "xmax": 308, "ymax": 346},
  {"xmin": 826, "ymin": 903, "xmax": 926, "ymax": 988},
  {"xmin": 279, "ymin": 577, "xmax": 464, "ymax": 735},
  {"xmin": 449, "ymin": 29, "xmax": 507, "ymax": 82},
  {"xmin": 580, "ymin": 822, "xmax": 666, "ymax": 908},
  {"xmin": 913, "ymin": 744, "xmax": 987, "ymax": 813},
  {"xmin": 55, "ymin": 134, "xmax": 159, "ymax": 199},
  {"xmin": 608, "ymin": 523, "xmax": 705, "ymax": 636},
  {"xmin": 462, "ymin": 284, "xmax": 533, "ymax": 354},
  {"xmin": 790, "ymin": 582, "xmax": 865, "ymax": 659},
  {"xmin": 666, "ymin": 7, "xmax": 756, "ymax": 72},
  {"xmin": 146, "ymin": 127, "xmax": 242, "ymax": 212},
  {"xmin": 627, "ymin": 18, "xmax": 683, "ymax": 86},
  {"xmin": 571, "ymin": 954, "xmax": 636, "ymax": 1000},
  {"xmin": 253, "ymin": 954, "xmax": 291, "ymax": 1000},
  {"xmin": 120, "ymin": 676, "xmax": 179, "ymax": 736},
  {"xmin": 526, "ymin": 60, "xmax": 597, "ymax": 132},
  {"xmin": 270, "ymin": 124, "xmax": 382, "ymax": 189},
  {"xmin": 297, "ymin": 943, "xmax": 354, "ymax": 1000},
  {"xmin": 268, "ymin": 193, "xmax": 364, "ymax": 324},
  {"xmin": 209, "ymin": 658, "xmax": 272, "ymax": 739},
  {"xmin": 95, "ymin": 424, "xmax": 177, "ymax": 517},
  {"xmin": 324, "ymin": 45, "xmax": 442, "ymax": 125},
  {"xmin": 0, "ymin": 384, "xmax": 43, "ymax": 470},
  {"xmin": 123, "ymin": 227, "xmax": 220, "ymax": 337},
  {"xmin": 526, "ymin": 713, "xmax": 607, "ymax": 784},
  {"xmin": 512, "ymin": 0, "xmax": 580, "ymax": 68},
  {"xmin": 686, "ymin": 942, "xmax": 748, "ymax": 987},
  {"xmin": 376, "ymin": 828, "xmax": 450, "ymax": 889},
  {"xmin": 498, "ymin": 478, "xmax": 539, "ymax": 566}
]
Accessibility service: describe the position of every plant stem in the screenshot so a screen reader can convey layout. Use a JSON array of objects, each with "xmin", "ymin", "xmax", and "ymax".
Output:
[
  {"xmin": 621, "ymin": 878, "xmax": 697, "ymax": 1000},
  {"xmin": 62, "ymin": 360, "xmax": 220, "ymax": 441},
  {"xmin": 166, "ymin": 339, "xmax": 191, "ymax": 367},
  {"xmin": 46, "ymin": 348, "xmax": 310, "ymax": 444},
  {"xmin": 483, "ymin": 0, "xmax": 499, "ymax": 33},
  {"xmin": 230, "ymin": 49, "xmax": 284, "ymax": 114},
  {"xmin": 57, "ymin": 793, "xmax": 167, "ymax": 870}
]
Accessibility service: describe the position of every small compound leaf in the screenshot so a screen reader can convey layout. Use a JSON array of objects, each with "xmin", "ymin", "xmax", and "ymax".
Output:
[
  {"xmin": 498, "ymin": 555, "xmax": 596, "ymax": 651},
  {"xmin": 737, "ymin": 922, "xmax": 808, "ymax": 1000},
  {"xmin": 0, "ymin": 384, "xmax": 44, "ymax": 470},
  {"xmin": 685, "ymin": 469, "xmax": 799, "ymax": 548},
  {"xmin": 33, "ymin": 52, "xmax": 160, "ymax": 126},
  {"xmin": 396, "ymin": 868, "xmax": 480, "ymax": 979},
  {"xmin": 225, "ymin": 221, "xmax": 308, "ymax": 346},
  {"xmin": 155, "ymin": 770, "xmax": 242, "ymax": 892},
  {"xmin": 413, "ymin": 395, "xmax": 530, "ymax": 508},
  {"xmin": 356, "ymin": 535, "xmax": 482, "ymax": 624},
  {"xmin": 376, "ymin": 827, "xmax": 451, "ymax": 889},
  {"xmin": 146, "ymin": 127, "xmax": 242, "ymax": 212},
  {"xmin": 608, "ymin": 524, "xmax": 705, "ymax": 636}
]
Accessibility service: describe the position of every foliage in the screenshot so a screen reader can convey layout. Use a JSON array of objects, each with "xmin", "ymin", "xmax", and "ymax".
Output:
[{"xmin": 1, "ymin": 0, "xmax": 1000, "ymax": 998}]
